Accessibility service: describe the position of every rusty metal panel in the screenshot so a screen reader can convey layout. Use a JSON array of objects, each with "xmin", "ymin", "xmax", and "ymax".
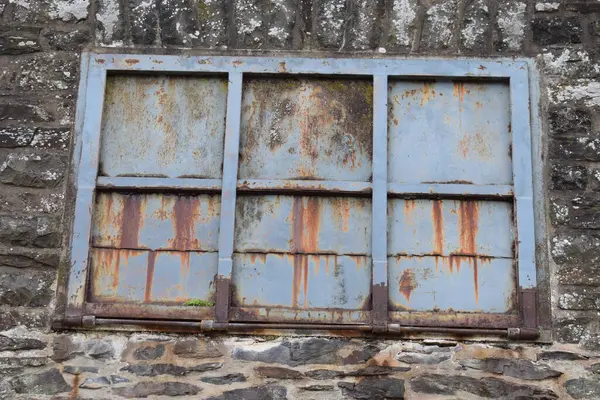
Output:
[
  {"xmin": 388, "ymin": 256, "xmax": 516, "ymax": 313},
  {"xmin": 388, "ymin": 199, "xmax": 513, "ymax": 257},
  {"xmin": 89, "ymin": 248, "xmax": 217, "ymax": 304},
  {"xmin": 388, "ymin": 80, "xmax": 512, "ymax": 185},
  {"xmin": 234, "ymin": 195, "xmax": 372, "ymax": 254},
  {"xmin": 100, "ymin": 75, "xmax": 227, "ymax": 178},
  {"xmin": 92, "ymin": 192, "xmax": 220, "ymax": 251},
  {"xmin": 231, "ymin": 254, "xmax": 371, "ymax": 310},
  {"xmin": 238, "ymin": 76, "xmax": 373, "ymax": 182}
]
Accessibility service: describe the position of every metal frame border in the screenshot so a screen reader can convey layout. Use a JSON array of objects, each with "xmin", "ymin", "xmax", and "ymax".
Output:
[{"xmin": 64, "ymin": 53, "xmax": 539, "ymax": 335}]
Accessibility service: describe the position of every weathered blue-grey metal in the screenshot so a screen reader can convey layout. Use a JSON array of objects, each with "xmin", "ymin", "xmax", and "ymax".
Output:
[
  {"xmin": 65, "ymin": 53, "xmax": 539, "ymax": 336},
  {"xmin": 92, "ymin": 192, "xmax": 221, "ymax": 251},
  {"xmin": 239, "ymin": 77, "xmax": 373, "ymax": 182},
  {"xmin": 100, "ymin": 75, "xmax": 228, "ymax": 179},
  {"xmin": 388, "ymin": 80, "xmax": 512, "ymax": 185}
]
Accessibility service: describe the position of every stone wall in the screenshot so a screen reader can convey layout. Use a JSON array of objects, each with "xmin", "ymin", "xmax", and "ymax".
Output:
[{"xmin": 1, "ymin": 0, "xmax": 600, "ymax": 398}]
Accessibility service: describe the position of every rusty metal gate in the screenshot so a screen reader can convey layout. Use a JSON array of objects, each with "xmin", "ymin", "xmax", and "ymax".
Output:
[{"xmin": 65, "ymin": 55, "xmax": 538, "ymax": 337}]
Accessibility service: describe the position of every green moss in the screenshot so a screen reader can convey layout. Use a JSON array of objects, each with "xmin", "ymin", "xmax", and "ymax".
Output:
[
  {"xmin": 183, "ymin": 299, "xmax": 215, "ymax": 307},
  {"xmin": 197, "ymin": 1, "xmax": 210, "ymax": 22}
]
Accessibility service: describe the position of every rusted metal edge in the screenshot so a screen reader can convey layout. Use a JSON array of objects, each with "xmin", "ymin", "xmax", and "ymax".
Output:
[
  {"xmin": 69, "ymin": 317, "xmax": 538, "ymax": 340},
  {"xmin": 84, "ymin": 303, "xmax": 214, "ymax": 321},
  {"xmin": 520, "ymin": 287, "xmax": 538, "ymax": 329},
  {"xmin": 388, "ymin": 312, "xmax": 519, "ymax": 329},
  {"xmin": 236, "ymin": 179, "xmax": 372, "ymax": 194},
  {"xmin": 96, "ymin": 177, "xmax": 222, "ymax": 192},
  {"xmin": 387, "ymin": 183, "xmax": 514, "ymax": 198},
  {"xmin": 230, "ymin": 307, "xmax": 370, "ymax": 324}
]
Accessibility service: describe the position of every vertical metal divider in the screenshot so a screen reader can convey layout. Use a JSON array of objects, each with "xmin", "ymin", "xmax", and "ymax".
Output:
[
  {"xmin": 65, "ymin": 59, "xmax": 107, "ymax": 323},
  {"xmin": 215, "ymin": 72, "xmax": 243, "ymax": 323},
  {"xmin": 510, "ymin": 67, "xmax": 538, "ymax": 330},
  {"xmin": 371, "ymin": 74, "xmax": 389, "ymax": 331}
]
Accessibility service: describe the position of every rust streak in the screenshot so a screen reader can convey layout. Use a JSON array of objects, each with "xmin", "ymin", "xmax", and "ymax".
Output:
[
  {"xmin": 432, "ymin": 200, "xmax": 444, "ymax": 256},
  {"xmin": 404, "ymin": 199, "xmax": 417, "ymax": 217},
  {"xmin": 458, "ymin": 201, "xmax": 479, "ymax": 255},
  {"xmin": 179, "ymin": 252, "xmax": 191, "ymax": 300},
  {"xmin": 144, "ymin": 251, "xmax": 157, "ymax": 303},
  {"xmin": 120, "ymin": 195, "xmax": 144, "ymax": 249},
  {"xmin": 473, "ymin": 258, "xmax": 479, "ymax": 304},
  {"xmin": 420, "ymin": 82, "xmax": 435, "ymax": 106},
  {"xmin": 399, "ymin": 269, "xmax": 417, "ymax": 302},
  {"xmin": 292, "ymin": 254, "xmax": 303, "ymax": 308},
  {"xmin": 170, "ymin": 196, "xmax": 200, "ymax": 250},
  {"xmin": 453, "ymin": 82, "xmax": 467, "ymax": 102}
]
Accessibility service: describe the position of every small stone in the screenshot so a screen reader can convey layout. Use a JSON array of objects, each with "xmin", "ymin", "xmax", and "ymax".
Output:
[
  {"xmin": 565, "ymin": 378, "xmax": 600, "ymax": 399},
  {"xmin": 12, "ymin": 368, "xmax": 71, "ymax": 395},
  {"xmin": 344, "ymin": 365, "xmax": 411, "ymax": 376},
  {"xmin": 411, "ymin": 374, "xmax": 558, "ymax": 398},
  {"xmin": 63, "ymin": 365, "xmax": 100, "ymax": 375},
  {"xmin": 0, "ymin": 335, "xmax": 46, "ymax": 351},
  {"xmin": 84, "ymin": 339, "xmax": 114, "ymax": 359},
  {"xmin": 79, "ymin": 376, "xmax": 110, "ymax": 389},
  {"xmin": 188, "ymin": 362, "xmax": 223, "ymax": 373},
  {"xmin": 304, "ymin": 369, "xmax": 342, "ymax": 380},
  {"xmin": 121, "ymin": 363, "xmax": 186, "ymax": 377},
  {"xmin": 52, "ymin": 335, "xmax": 82, "ymax": 362},
  {"xmin": 397, "ymin": 352, "xmax": 451, "ymax": 365},
  {"xmin": 109, "ymin": 375, "xmax": 131, "ymax": 384},
  {"xmin": 459, "ymin": 358, "xmax": 562, "ymax": 380},
  {"xmin": 206, "ymin": 386, "xmax": 288, "ymax": 400},
  {"xmin": 300, "ymin": 384, "xmax": 334, "ymax": 391},
  {"xmin": 255, "ymin": 366, "xmax": 303, "ymax": 379},
  {"xmin": 338, "ymin": 377, "xmax": 405, "ymax": 399},
  {"xmin": 200, "ymin": 373, "xmax": 247, "ymax": 385},
  {"xmin": 133, "ymin": 344, "xmax": 165, "ymax": 361},
  {"xmin": 172, "ymin": 338, "xmax": 222, "ymax": 359},
  {"xmin": 114, "ymin": 381, "xmax": 201, "ymax": 398},
  {"xmin": 538, "ymin": 351, "xmax": 589, "ymax": 361}
]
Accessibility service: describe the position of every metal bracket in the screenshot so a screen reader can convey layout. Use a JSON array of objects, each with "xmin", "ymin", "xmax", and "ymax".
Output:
[{"xmin": 520, "ymin": 288, "xmax": 538, "ymax": 329}]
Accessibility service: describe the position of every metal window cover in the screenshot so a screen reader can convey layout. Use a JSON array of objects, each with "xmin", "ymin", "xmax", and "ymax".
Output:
[{"xmin": 64, "ymin": 53, "xmax": 539, "ymax": 335}]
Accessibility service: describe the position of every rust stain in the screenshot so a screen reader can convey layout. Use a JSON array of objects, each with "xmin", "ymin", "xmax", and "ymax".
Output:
[
  {"xmin": 292, "ymin": 254, "xmax": 309, "ymax": 309},
  {"xmin": 152, "ymin": 59, "xmax": 164, "ymax": 64},
  {"xmin": 404, "ymin": 199, "xmax": 417, "ymax": 217},
  {"xmin": 198, "ymin": 59, "xmax": 212, "ymax": 64},
  {"xmin": 178, "ymin": 252, "xmax": 191, "ymax": 300},
  {"xmin": 125, "ymin": 58, "xmax": 140, "ymax": 66},
  {"xmin": 399, "ymin": 269, "xmax": 417, "ymax": 302},
  {"xmin": 69, "ymin": 375, "xmax": 80, "ymax": 399},
  {"xmin": 473, "ymin": 131, "xmax": 491, "ymax": 159},
  {"xmin": 95, "ymin": 58, "xmax": 105, "ymax": 64},
  {"xmin": 478, "ymin": 65, "xmax": 487, "ymax": 70},
  {"xmin": 279, "ymin": 62, "xmax": 287, "ymax": 72},
  {"xmin": 291, "ymin": 197, "xmax": 321, "ymax": 253},
  {"xmin": 475, "ymin": 101, "xmax": 483, "ymax": 109},
  {"xmin": 120, "ymin": 195, "xmax": 144, "ymax": 248},
  {"xmin": 393, "ymin": 118, "xmax": 399, "ymax": 126},
  {"xmin": 458, "ymin": 201, "xmax": 479, "ymax": 255},
  {"xmin": 312, "ymin": 255, "xmax": 320, "ymax": 274},
  {"xmin": 453, "ymin": 82, "xmax": 467, "ymax": 102},
  {"xmin": 249, "ymin": 253, "xmax": 267, "ymax": 264},
  {"xmin": 432, "ymin": 200, "xmax": 444, "ymax": 256},
  {"xmin": 232, "ymin": 60, "xmax": 243, "ymax": 67},
  {"xmin": 145, "ymin": 251, "xmax": 157, "ymax": 303},
  {"xmin": 170, "ymin": 196, "xmax": 201, "ymax": 250},
  {"xmin": 473, "ymin": 258, "xmax": 479, "ymax": 304},
  {"xmin": 420, "ymin": 82, "xmax": 436, "ymax": 106},
  {"xmin": 458, "ymin": 134, "xmax": 470, "ymax": 158}
]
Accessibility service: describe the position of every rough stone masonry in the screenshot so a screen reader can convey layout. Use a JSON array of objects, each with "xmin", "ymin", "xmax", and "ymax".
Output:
[{"xmin": 2, "ymin": 0, "xmax": 600, "ymax": 399}]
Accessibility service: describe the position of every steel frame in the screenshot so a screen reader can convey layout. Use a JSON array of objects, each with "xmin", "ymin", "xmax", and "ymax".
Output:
[{"xmin": 64, "ymin": 53, "xmax": 538, "ymax": 335}]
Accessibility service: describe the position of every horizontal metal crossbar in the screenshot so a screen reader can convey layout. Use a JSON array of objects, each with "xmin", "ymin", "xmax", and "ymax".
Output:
[
  {"xmin": 97, "ymin": 54, "xmax": 526, "ymax": 79},
  {"xmin": 388, "ymin": 183, "xmax": 514, "ymax": 197}
]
